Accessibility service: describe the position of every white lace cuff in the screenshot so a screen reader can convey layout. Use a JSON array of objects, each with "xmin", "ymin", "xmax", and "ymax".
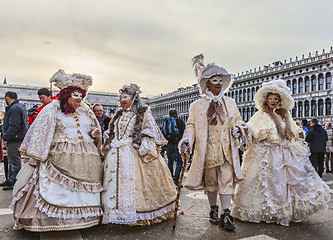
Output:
[{"xmin": 139, "ymin": 137, "xmax": 158, "ymax": 157}]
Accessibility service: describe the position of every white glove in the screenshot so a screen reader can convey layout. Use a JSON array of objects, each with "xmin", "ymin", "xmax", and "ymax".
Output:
[
  {"xmin": 91, "ymin": 128, "xmax": 100, "ymax": 137},
  {"xmin": 232, "ymin": 128, "xmax": 241, "ymax": 138}
]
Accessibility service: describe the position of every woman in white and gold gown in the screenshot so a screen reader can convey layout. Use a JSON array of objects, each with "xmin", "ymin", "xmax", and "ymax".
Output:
[
  {"xmin": 10, "ymin": 70, "xmax": 103, "ymax": 232},
  {"xmin": 102, "ymin": 84, "xmax": 177, "ymax": 225},
  {"xmin": 231, "ymin": 80, "xmax": 330, "ymax": 226}
]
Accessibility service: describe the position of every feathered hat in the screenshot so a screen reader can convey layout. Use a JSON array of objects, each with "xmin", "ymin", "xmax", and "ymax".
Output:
[
  {"xmin": 254, "ymin": 79, "xmax": 294, "ymax": 111},
  {"xmin": 50, "ymin": 69, "xmax": 93, "ymax": 90},
  {"xmin": 192, "ymin": 54, "xmax": 234, "ymax": 95}
]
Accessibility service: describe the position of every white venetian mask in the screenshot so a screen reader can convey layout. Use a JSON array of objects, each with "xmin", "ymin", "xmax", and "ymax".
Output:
[
  {"xmin": 71, "ymin": 91, "xmax": 82, "ymax": 100},
  {"xmin": 208, "ymin": 75, "xmax": 223, "ymax": 85},
  {"xmin": 120, "ymin": 93, "xmax": 132, "ymax": 101}
]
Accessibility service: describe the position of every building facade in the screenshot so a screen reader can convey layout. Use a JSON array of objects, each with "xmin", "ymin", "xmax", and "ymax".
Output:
[{"xmin": 148, "ymin": 47, "xmax": 333, "ymax": 125}]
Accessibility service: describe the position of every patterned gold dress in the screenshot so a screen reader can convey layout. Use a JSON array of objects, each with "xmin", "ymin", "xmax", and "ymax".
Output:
[
  {"xmin": 11, "ymin": 101, "xmax": 103, "ymax": 232},
  {"xmin": 231, "ymin": 110, "xmax": 331, "ymax": 226},
  {"xmin": 102, "ymin": 108, "xmax": 177, "ymax": 225}
]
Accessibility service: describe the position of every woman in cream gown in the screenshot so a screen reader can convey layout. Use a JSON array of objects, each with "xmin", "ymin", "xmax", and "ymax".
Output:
[
  {"xmin": 231, "ymin": 80, "xmax": 330, "ymax": 226},
  {"xmin": 102, "ymin": 84, "xmax": 177, "ymax": 225},
  {"xmin": 10, "ymin": 70, "xmax": 103, "ymax": 232}
]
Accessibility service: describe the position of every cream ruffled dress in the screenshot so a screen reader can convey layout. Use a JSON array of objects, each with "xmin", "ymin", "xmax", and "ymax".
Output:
[
  {"xmin": 11, "ymin": 101, "xmax": 103, "ymax": 232},
  {"xmin": 102, "ymin": 108, "xmax": 177, "ymax": 225},
  {"xmin": 231, "ymin": 110, "xmax": 331, "ymax": 226}
]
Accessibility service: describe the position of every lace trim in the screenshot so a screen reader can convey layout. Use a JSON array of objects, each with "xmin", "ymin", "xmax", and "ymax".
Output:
[
  {"xmin": 10, "ymin": 166, "xmax": 103, "ymax": 219},
  {"xmin": 46, "ymin": 162, "xmax": 103, "ymax": 193},
  {"xmin": 232, "ymin": 143, "xmax": 331, "ymax": 226},
  {"xmin": 14, "ymin": 219, "xmax": 100, "ymax": 232},
  {"xmin": 102, "ymin": 201, "xmax": 175, "ymax": 225},
  {"xmin": 10, "ymin": 167, "xmax": 38, "ymax": 210}
]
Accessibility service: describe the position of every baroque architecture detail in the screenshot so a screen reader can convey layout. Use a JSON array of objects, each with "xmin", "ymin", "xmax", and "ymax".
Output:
[{"xmin": 148, "ymin": 47, "xmax": 333, "ymax": 125}]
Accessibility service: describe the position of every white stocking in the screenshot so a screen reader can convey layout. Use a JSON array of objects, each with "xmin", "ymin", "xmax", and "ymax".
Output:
[{"xmin": 219, "ymin": 194, "xmax": 232, "ymax": 210}]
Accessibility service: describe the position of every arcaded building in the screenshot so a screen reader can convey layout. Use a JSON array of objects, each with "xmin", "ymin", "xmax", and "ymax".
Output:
[{"xmin": 148, "ymin": 47, "xmax": 333, "ymax": 125}]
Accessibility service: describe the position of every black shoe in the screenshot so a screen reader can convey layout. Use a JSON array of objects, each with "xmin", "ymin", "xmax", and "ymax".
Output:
[
  {"xmin": 0, "ymin": 180, "xmax": 10, "ymax": 187},
  {"xmin": 219, "ymin": 209, "xmax": 235, "ymax": 231},
  {"xmin": 3, "ymin": 184, "xmax": 14, "ymax": 191},
  {"xmin": 209, "ymin": 205, "xmax": 219, "ymax": 225}
]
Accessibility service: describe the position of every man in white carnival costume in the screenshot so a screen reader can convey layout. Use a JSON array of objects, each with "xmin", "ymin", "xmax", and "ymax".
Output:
[
  {"xmin": 10, "ymin": 70, "xmax": 103, "ymax": 232},
  {"xmin": 179, "ymin": 54, "xmax": 245, "ymax": 231}
]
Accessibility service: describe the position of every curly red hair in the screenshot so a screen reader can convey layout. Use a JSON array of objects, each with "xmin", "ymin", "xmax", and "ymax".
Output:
[{"xmin": 57, "ymin": 86, "xmax": 86, "ymax": 114}]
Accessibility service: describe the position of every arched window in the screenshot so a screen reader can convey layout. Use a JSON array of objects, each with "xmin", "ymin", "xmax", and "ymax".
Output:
[
  {"xmin": 318, "ymin": 74, "xmax": 324, "ymax": 90},
  {"xmin": 292, "ymin": 79, "xmax": 297, "ymax": 94},
  {"xmin": 231, "ymin": 91, "xmax": 235, "ymax": 99},
  {"xmin": 247, "ymin": 89, "xmax": 251, "ymax": 101},
  {"xmin": 243, "ymin": 89, "xmax": 246, "ymax": 102},
  {"xmin": 292, "ymin": 106, "xmax": 297, "ymax": 118},
  {"xmin": 256, "ymin": 86, "xmax": 259, "ymax": 92},
  {"xmin": 298, "ymin": 102, "xmax": 303, "ymax": 118},
  {"xmin": 298, "ymin": 78, "xmax": 303, "ymax": 93},
  {"xmin": 235, "ymin": 91, "xmax": 238, "ymax": 103},
  {"xmin": 252, "ymin": 87, "xmax": 255, "ymax": 100},
  {"xmin": 318, "ymin": 99, "xmax": 324, "ymax": 116},
  {"xmin": 311, "ymin": 100, "xmax": 317, "ymax": 116},
  {"xmin": 326, "ymin": 72, "xmax": 332, "ymax": 89},
  {"xmin": 305, "ymin": 76, "xmax": 310, "ymax": 92},
  {"xmin": 304, "ymin": 101, "xmax": 310, "ymax": 117},
  {"xmin": 311, "ymin": 75, "xmax": 317, "ymax": 91},
  {"xmin": 247, "ymin": 107, "xmax": 250, "ymax": 121},
  {"xmin": 251, "ymin": 107, "xmax": 255, "ymax": 116},
  {"xmin": 325, "ymin": 98, "xmax": 331, "ymax": 115},
  {"xmin": 287, "ymin": 80, "xmax": 291, "ymax": 89},
  {"xmin": 239, "ymin": 91, "xmax": 243, "ymax": 103}
]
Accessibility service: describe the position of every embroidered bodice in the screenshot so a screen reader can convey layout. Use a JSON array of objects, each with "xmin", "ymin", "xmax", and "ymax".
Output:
[{"xmin": 53, "ymin": 107, "xmax": 96, "ymax": 143}]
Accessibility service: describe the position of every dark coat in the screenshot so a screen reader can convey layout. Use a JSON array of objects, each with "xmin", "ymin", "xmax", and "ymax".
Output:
[
  {"xmin": 305, "ymin": 124, "xmax": 328, "ymax": 153},
  {"xmin": 2, "ymin": 100, "xmax": 28, "ymax": 143}
]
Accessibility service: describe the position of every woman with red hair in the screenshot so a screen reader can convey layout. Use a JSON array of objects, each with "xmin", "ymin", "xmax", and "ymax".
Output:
[{"xmin": 11, "ymin": 70, "xmax": 103, "ymax": 232}]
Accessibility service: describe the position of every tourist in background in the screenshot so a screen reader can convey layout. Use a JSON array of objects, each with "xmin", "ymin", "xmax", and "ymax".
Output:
[
  {"xmin": 27, "ymin": 88, "xmax": 55, "ymax": 125},
  {"xmin": 92, "ymin": 103, "xmax": 111, "ymax": 136},
  {"xmin": 301, "ymin": 119, "xmax": 309, "ymax": 135},
  {"xmin": 306, "ymin": 118, "xmax": 328, "ymax": 178},
  {"xmin": 324, "ymin": 122, "xmax": 333, "ymax": 173},
  {"xmin": 1, "ymin": 91, "xmax": 28, "ymax": 190},
  {"xmin": 162, "ymin": 108, "xmax": 185, "ymax": 185}
]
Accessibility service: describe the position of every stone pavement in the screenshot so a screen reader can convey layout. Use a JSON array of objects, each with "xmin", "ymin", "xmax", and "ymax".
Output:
[{"xmin": 0, "ymin": 164, "xmax": 332, "ymax": 240}]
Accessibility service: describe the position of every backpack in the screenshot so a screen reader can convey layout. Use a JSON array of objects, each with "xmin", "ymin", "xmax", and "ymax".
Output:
[{"xmin": 162, "ymin": 117, "xmax": 180, "ymax": 142}]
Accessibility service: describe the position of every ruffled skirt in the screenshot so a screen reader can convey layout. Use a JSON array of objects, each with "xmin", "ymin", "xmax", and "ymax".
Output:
[
  {"xmin": 102, "ymin": 144, "xmax": 177, "ymax": 226},
  {"xmin": 10, "ymin": 141, "xmax": 103, "ymax": 232},
  {"xmin": 231, "ymin": 139, "xmax": 331, "ymax": 226}
]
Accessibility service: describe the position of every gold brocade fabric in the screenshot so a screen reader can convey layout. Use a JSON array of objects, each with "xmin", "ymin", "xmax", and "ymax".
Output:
[
  {"xmin": 204, "ymin": 117, "xmax": 225, "ymax": 169},
  {"xmin": 48, "ymin": 141, "xmax": 103, "ymax": 183}
]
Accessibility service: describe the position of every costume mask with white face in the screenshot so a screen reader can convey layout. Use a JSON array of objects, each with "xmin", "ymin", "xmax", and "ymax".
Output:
[
  {"xmin": 71, "ymin": 91, "xmax": 83, "ymax": 100},
  {"xmin": 120, "ymin": 93, "xmax": 132, "ymax": 102},
  {"xmin": 208, "ymin": 75, "xmax": 223, "ymax": 85}
]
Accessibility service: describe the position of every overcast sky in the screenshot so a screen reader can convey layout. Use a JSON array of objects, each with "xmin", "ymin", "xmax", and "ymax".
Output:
[{"xmin": 1, "ymin": 0, "xmax": 333, "ymax": 97}]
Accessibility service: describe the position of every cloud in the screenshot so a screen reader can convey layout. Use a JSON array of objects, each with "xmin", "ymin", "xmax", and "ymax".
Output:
[{"xmin": 0, "ymin": 0, "xmax": 333, "ymax": 96}]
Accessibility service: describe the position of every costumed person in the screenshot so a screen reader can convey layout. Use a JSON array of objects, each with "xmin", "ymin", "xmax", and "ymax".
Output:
[
  {"xmin": 231, "ymin": 80, "xmax": 331, "ymax": 226},
  {"xmin": 101, "ymin": 84, "xmax": 177, "ymax": 225},
  {"xmin": 178, "ymin": 54, "xmax": 245, "ymax": 231},
  {"xmin": 10, "ymin": 69, "xmax": 104, "ymax": 232}
]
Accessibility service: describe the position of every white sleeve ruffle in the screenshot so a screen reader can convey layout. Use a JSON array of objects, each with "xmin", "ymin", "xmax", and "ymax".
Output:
[{"xmin": 138, "ymin": 137, "xmax": 158, "ymax": 157}]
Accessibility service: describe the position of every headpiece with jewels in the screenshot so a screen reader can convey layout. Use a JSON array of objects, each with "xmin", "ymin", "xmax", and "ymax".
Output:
[
  {"xmin": 50, "ymin": 69, "xmax": 93, "ymax": 90},
  {"xmin": 192, "ymin": 54, "xmax": 234, "ymax": 95}
]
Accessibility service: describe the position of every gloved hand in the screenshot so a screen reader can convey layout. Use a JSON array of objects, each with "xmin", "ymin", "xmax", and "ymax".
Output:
[
  {"xmin": 91, "ymin": 128, "xmax": 101, "ymax": 137},
  {"xmin": 232, "ymin": 128, "xmax": 241, "ymax": 138},
  {"xmin": 28, "ymin": 157, "xmax": 38, "ymax": 167},
  {"xmin": 179, "ymin": 139, "xmax": 190, "ymax": 159}
]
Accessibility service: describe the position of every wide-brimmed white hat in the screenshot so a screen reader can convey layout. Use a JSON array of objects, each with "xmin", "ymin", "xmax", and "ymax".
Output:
[
  {"xmin": 192, "ymin": 54, "xmax": 233, "ymax": 95},
  {"xmin": 254, "ymin": 79, "xmax": 294, "ymax": 111}
]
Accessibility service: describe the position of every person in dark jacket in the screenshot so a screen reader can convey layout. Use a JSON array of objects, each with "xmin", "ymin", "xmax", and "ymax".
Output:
[
  {"xmin": 305, "ymin": 118, "xmax": 328, "ymax": 178},
  {"xmin": 163, "ymin": 108, "xmax": 185, "ymax": 185},
  {"xmin": 1, "ymin": 91, "xmax": 28, "ymax": 190}
]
